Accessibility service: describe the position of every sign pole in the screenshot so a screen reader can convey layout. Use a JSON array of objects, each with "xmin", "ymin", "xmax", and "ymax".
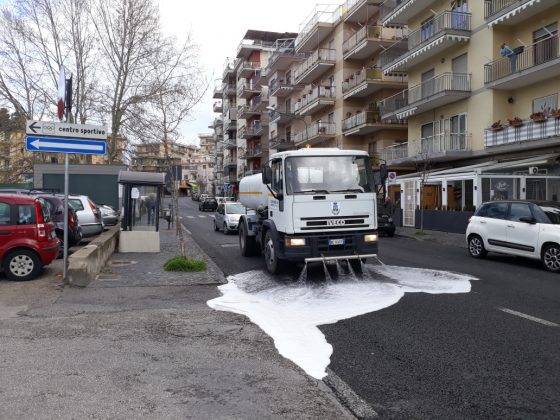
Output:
[{"xmin": 63, "ymin": 153, "xmax": 69, "ymax": 283}]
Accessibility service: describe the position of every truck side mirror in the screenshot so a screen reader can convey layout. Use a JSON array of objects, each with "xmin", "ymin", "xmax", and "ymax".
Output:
[{"xmin": 262, "ymin": 164, "xmax": 272, "ymax": 184}]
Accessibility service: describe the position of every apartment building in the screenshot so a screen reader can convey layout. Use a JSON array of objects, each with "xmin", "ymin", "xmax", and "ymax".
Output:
[
  {"xmin": 266, "ymin": 1, "xmax": 409, "ymax": 163},
  {"xmin": 377, "ymin": 0, "xmax": 560, "ymax": 230},
  {"xmin": 132, "ymin": 142, "xmax": 196, "ymax": 174}
]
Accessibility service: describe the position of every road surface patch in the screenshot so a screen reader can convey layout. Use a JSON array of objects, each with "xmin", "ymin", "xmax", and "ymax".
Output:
[{"xmin": 208, "ymin": 265, "xmax": 477, "ymax": 379}]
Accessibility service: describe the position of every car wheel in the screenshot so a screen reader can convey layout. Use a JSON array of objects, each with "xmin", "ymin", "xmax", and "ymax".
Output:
[
  {"xmin": 3, "ymin": 249, "xmax": 42, "ymax": 281},
  {"xmin": 468, "ymin": 234, "xmax": 487, "ymax": 259},
  {"xmin": 213, "ymin": 220, "xmax": 219, "ymax": 232},
  {"xmin": 239, "ymin": 222, "xmax": 256, "ymax": 257},
  {"xmin": 264, "ymin": 231, "xmax": 282, "ymax": 274},
  {"xmin": 542, "ymin": 244, "xmax": 560, "ymax": 272}
]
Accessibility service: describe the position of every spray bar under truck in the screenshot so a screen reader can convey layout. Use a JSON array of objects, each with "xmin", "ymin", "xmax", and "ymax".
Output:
[{"xmin": 237, "ymin": 148, "xmax": 379, "ymax": 274}]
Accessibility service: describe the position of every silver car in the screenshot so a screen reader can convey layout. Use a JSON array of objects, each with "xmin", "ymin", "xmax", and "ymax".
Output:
[
  {"xmin": 214, "ymin": 202, "xmax": 245, "ymax": 234},
  {"xmin": 99, "ymin": 204, "xmax": 119, "ymax": 226},
  {"xmin": 64, "ymin": 195, "xmax": 104, "ymax": 237}
]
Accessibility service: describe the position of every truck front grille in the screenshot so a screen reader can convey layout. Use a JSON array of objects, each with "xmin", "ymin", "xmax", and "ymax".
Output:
[{"xmin": 300, "ymin": 215, "xmax": 369, "ymax": 231}]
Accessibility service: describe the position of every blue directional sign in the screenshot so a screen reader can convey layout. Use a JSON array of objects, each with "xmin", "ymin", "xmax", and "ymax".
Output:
[{"xmin": 25, "ymin": 136, "xmax": 107, "ymax": 155}]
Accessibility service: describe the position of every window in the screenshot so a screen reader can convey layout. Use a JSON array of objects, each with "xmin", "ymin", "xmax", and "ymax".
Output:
[
  {"xmin": 0, "ymin": 202, "xmax": 11, "ymax": 225},
  {"xmin": 271, "ymin": 159, "xmax": 283, "ymax": 195},
  {"xmin": 537, "ymin": 204, "xmax": 560, "ymax": 225},
  {"xmin": 17, "ymin": 205, "xmax": 36, "ymax": 225},
  {"xmin": 508, "ymin": 203, "xmax": 532, "ymax": 222},
  {"xmin": 532, "ymin": 93, "xmax": 558, "ymax": 114},
  {"xmin": 68, "ymin": 199, "xmax": 84, "ymax": 212},
  {"xmin": 478, "ymin": 202, "xmax": 508, "ymax": 219}
]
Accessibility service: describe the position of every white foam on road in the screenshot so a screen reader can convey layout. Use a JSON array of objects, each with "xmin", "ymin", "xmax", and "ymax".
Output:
[{"xmin": 208, "ymin": 265, "xmax": 477, "ymax": 380}]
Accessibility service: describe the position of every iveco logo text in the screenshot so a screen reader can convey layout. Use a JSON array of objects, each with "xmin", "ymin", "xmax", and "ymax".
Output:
[
  {"xmin": 331, "ymin": 202, "xmax": 340, "ymax": 215},
  {"xmin": 327, "ymin": 219, "xmax": 345, "ymax": 227}
]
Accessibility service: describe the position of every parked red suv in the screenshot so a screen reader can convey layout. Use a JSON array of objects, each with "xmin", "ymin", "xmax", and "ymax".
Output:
[{"xmin": 0, "ymin": 194, "xmax": 60, "ymax": 281}]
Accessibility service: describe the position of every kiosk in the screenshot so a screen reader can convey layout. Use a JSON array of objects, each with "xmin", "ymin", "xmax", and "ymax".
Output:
[{"xmin": 118, "ymin": 171, "xmax": 165, "ymax": 252}]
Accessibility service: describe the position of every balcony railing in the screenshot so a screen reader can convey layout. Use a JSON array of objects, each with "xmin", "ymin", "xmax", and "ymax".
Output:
[
  {"xmin": 484, "ymin": 116, "xmax": 560, "ymax": 147},
  {"xmin": 293, "ymin": 48, "xmax": 336, "ymax": 83},
  {"xmin": 420, "ymin": 133, "xmax": 471, "ymax": 154},
  {"xmin": 342, "ymin": 26, "xmax": 407, "ymax": 54},
  {"xmin": 239, "ymin": 121, "xmax": 263, "ymax": 138},
  {"xmin": 380, "ymin": 11, "xmax": 471, "ymax": 69},
  {"xmin": 342, "ymin": 67, "xmax": 406, "ymax": 92},
  {"xmin": 237, "ymin": 81, "xmax": 260, "ymax": 97},
  {"xmin": 294, "ymin": 122, "xmax": 336, "ymax": 144},
  {"xmin": 267, "ymin": 38, "xmax": 307, "ymax": 70},
  {"xmin": 342, "ymin": 111, "xmax": 381, "ymax": 131},
  {"xmin": 269, "ymin": 136, "xmax": 294, "ymax": 149},
  {"xmin": 296, "ymin": 4, "xmax": 342, "ymax": 49},
  {"xmin": 294, "ymin": 86, "xmax": 335, "ymax": 113},
  {"xmin": 484, "ymin": 35, "xmax": 559, "ymax": 84},
  {"xmin": 380, "ymin": 142, "xmax": 409, "ymax": 161},
  {"xmin": 379, "ymin": 73, "xmax": 471, "ymax": 116},
  {"xmin": 484, "ymin": 0, "xmax": 523, "ymax": 19},
  {"xmin": 245, "ymin": 145, "xmax": 262, "ymax": 158}
]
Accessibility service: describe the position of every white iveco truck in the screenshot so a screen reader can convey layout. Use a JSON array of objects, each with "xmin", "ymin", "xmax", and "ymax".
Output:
[{"xmin": 238, "ymin": 148, "xmax": 378, "ymax": 274}]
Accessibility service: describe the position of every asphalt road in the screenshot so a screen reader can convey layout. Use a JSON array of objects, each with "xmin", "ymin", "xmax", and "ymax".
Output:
[{"xmin": 179, "ymin": 198, "xmax": 560, "ymax": 419}]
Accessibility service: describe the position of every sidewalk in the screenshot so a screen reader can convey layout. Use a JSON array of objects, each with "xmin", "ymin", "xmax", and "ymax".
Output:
[
  {"xmin": 396, "ymin": 226, "xmax": 467, "ymax": 249},
  {"xmin": 0, "ymin": 227, "xmax": 349, "ymax": 419}
]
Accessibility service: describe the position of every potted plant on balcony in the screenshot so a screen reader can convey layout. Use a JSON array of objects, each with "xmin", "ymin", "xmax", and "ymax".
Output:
[
  {"xmin": 490, "ymin": 120, "xmax": 504, "ymax": 132},
  {"xmin": 507, "ymin": 117, "xmax": 523, "ymax": 128},
  {"xmin": 530, "ymin": 112, "xmax": 547, "ymax": 123}
]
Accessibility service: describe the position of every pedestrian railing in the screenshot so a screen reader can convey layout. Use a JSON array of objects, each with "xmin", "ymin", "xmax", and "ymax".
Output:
[{"xmin": 484, "ymin": 35, "xmax": 559, "ymax": 84}]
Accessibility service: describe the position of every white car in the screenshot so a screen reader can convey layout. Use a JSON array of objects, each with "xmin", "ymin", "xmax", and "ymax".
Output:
[
  {"xmin": 466, "ymin": 200, "xmax": 560, "ymax": 272},
  {"xmin": 214, "ymin": 202, "xmax": 246, "ymax": 234}
]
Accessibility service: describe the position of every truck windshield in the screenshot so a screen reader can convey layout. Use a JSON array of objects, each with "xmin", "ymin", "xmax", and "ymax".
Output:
[{"xmin": 285, "ymin": 155, "xmax": 373, "ymax": 195}]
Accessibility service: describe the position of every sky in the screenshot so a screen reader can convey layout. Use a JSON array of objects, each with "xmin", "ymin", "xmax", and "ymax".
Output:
[{"xmin": 158, "ymin": 0, "xmax": 319, "ymax": 146}]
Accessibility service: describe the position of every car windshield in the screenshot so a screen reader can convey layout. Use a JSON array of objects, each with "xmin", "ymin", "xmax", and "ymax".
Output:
[
  {"xmin": 68, "ymin": 198, "xmax": 84, "ymax": 211},
  {"xmin": 539, "ymin": 205, "xmax": 560, "ymax": 224},
  {"xmin": 226, "ymin": 203, "xmax": 245, "ymax": 214},
  {"xmin": 285, "ymin": 155, "xmax": 373, "ymax": 195}
]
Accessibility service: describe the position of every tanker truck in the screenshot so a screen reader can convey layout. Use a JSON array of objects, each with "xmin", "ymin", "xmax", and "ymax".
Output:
[{"xmin": 238, "ymin": 148, "xmax": 378, "ymax": 274}]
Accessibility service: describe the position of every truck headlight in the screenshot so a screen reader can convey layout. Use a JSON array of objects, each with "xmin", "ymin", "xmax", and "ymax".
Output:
[
  {"xmin": 285, "ymin": 237, "xmax": 306, "ymax": 247},
  {"xmin": 364, "ymin": 234, "xmax": 378, "ymax": 243}
]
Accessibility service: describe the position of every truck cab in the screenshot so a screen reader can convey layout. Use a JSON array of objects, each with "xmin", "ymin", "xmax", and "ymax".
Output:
[{"xmin": 238, "ymin": 148, "xmax": 378, "ymax": 274}]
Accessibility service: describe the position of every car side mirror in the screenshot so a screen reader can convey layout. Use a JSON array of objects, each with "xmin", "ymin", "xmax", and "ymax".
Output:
[
  {"xmin": 262, "ymin": 164, "xmax": 272, "ymax": 184},
  {"xmin": 519, "ymin": 216, "xmax": 537, "ymax": 224}
]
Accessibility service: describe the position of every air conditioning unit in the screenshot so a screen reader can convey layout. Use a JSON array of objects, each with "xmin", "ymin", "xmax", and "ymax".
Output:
[{"xmin": 528, "ymin": 166, "xmax": 539, "ymax": 175}]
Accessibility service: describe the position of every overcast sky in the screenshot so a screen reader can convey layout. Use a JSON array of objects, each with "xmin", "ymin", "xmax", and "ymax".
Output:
[{"xmin": 158, "ymin": 0, "xmax": 319, "ymax": 146}]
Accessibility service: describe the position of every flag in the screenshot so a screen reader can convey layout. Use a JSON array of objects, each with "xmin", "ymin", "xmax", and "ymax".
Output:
[{"xmin": 57, "ymin": 67, "xmax": 66, "ymax": 120}]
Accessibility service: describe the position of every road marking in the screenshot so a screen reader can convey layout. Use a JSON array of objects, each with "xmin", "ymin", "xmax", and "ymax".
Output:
[
  {"xmin": 187, "ymin": 216, "xmax": 194, "ymax": 219},
  {"xmin": 220, "ymin": 244, "xmax": 238, "ymax": 248},
  {"xmin": 498, "ymin": 307, "xmax": 559, "ymax": 327},
  {"xmin": 198, "ymin": 215, "xmax": 206, "ymax": 218}
]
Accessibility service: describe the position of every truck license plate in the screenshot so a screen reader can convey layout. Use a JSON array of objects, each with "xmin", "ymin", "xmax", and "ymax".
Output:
[{"xmin": 329, "ymin": 239, "xmax": 345, "ymax": 246}]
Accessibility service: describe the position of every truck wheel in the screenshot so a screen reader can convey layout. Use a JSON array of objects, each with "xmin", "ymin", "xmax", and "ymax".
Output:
[
  {"xmin": 264, "ymin": 231, "xmax": 283, "ymax": 274},
  {"xmin": 239, "ymin": 223, "xmax": 256, "ymax": 256},
  {"xmin": 3, "ymin": 249, "xmax": 42, "ymax": 281}
]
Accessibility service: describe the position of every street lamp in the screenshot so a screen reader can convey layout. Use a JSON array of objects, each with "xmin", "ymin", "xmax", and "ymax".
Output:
[{"xmin": 265, "ymin": 105, "xmax": 308, "ymax": 147}]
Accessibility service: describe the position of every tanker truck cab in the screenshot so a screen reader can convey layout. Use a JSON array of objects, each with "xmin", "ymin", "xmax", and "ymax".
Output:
[{"xmin": 238, "ymin": 148, "xmax": 379, "ymax": 274}]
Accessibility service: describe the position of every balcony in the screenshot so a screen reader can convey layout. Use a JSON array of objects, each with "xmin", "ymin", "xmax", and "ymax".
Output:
[
  {"xmin": 269, "ymin": 78, "xmax": 301, "ymax": 98},
  {"xmin": 485, "ymin": 0, "xmax": 558, "ymax": 26},
  {"xmin": 380, "ymin": 142, "xmax": 409, "ymax": 163},
  {"xmin": 245, "ymin": 145, "xmax": 263, "ymax": 159},
  {"xmin": 343, "ymin": 111, "xmax": 406, "ymax": 135},
  {"xmin": 343, "ymin": 67, "xmax": 406, "ymax": 100},
  {"xmin": 270, "ymin": 110, "xmax": 295, "ymax": 125},
  {"xmin": 250, "ymin": 94, "xmax": 268, "ymax": 113},
  {"xmin": 484, "ymin": 35, "xmax": 560, "ymax": 89},
  {"xmin": 269, "ymin": 136, "xmax": 295, "ymax": 150},
  {"xmin": 343, "ymin": 26, "xmax": 407, "ymax": 61},
  {"xmin": 380, "ymin": 0, "xmax": 439, "ymax": 26},
  {"xmin": 381, "ymin": 11, "xmax": 471, "ymax": 74},
  {"xmin": 237, "ymin": 61, "xmax": 261, "ymax": 78},
  {"xmin": 212, "ymin": 85, "xmax": 223, "ymax": 99},
  {"xmin": 224, "ymin": 119, "xmax": 237, "ymax": 132},
  {"xmin": 237, "ymin": 104, "xmax": 259, "ymax": 119},
  {"xmin": 267, "ymin": 38, "xmax": 307, "ymax": 72},
  {"xmin": 295, "ymin": 5, "xmax": 341, "ymax": 53},
  {"xmin": 223, "ymin": 83, "xmax": 236, "ymax": 97},
  {"xmin": 237, "ymin": 81, "xmax": 261, "ymax": 99},
  {"xmin": 419, "ymin": 133, "xmax": 471, "ymax": 158},
  {"xmin": 213, "ymin": 101, "xmax": 223, "ymax": 113},
  {"xmin": 379, "ymin": 73, "xmax": 471, "ymax": 120},
  {"xmin": 223, "ymin": 158, "xmax": 237, "ymax": 170},
  {"xmin": 237, "ymin": 38, "xmax": 275, "ymax": 59},
  {"xmin": 294, "ymin": 86, "xmax": 336, "ymax": 116},
  {"xmin": 211, "ymin": 117, "xmax": 223, "ymax": 128},
  {"xmin": 294, "ymin": 49, "xmax": 336, "ymax": 85},
  {"xmin": 239, "ymin": 122, "xmax": 263, "ymax": 139},
  {"xmin": 344, "ymin": 0, "xmax": 383, "ymax": 23},
  {"xmin": 222, "ymin": 58, "xmax": 235, "ymax": 81},
  {"xmin": 223, "ymin": 138, "xmax": 237, "ymax": 149},
  {"xmin": 294, "ymin": 122, "xmax": 336, "ymax": 146},
  {"xmin": 484, "ymin": 116, "xmax": 560, "ymax": 149}
]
